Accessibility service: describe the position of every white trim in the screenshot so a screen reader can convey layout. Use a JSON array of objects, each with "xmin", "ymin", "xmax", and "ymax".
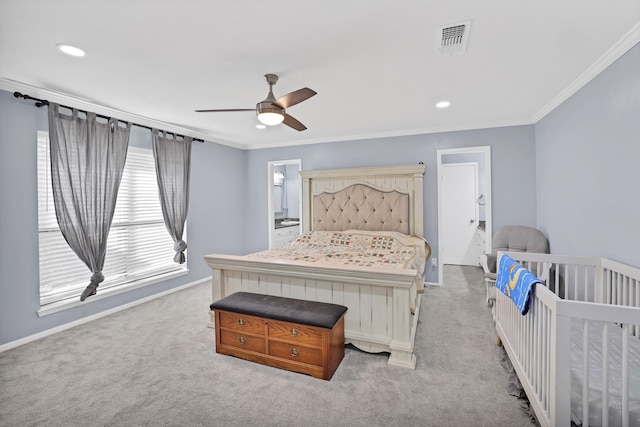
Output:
[
  {"xmin": 437, "ymin": 146, "xmax": 492, "ymax": 285},
  {"xmin": 532, "ymin": 22, "xmax": 640, "ymax": 123},
  {"xmin": 241, "ymin": 118, "xmax": 534, "ymax": 150},
  {"xmin": 0, "ymin": 79, "xmax": 230, "ymax": 147},
  {"xmin": 38, "ymin": 268, "xmax": 189, "ymax": 317},
  {"xmin": 0, "ymin": 276, "xmax": 209, "ymax": 353}
]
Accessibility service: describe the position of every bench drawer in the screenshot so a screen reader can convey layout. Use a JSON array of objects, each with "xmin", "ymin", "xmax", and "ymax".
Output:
[
  {"xmin": 218, "ymin": 311, "xmax": 265, "ymax": 336},
  {"xmin": 267, "ymin": 320, "xmax": 323, "ymax": 346},
  {"xmin": 219, "ymin": 329, "xmax": 265, "ymax": 353},
  {"xmin": 268, "ymin": 341, "xmax": 323, "ymax": 366}
]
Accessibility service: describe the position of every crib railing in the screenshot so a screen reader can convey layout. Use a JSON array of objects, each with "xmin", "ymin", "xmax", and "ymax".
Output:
[{"xmin": 495, "ymin": 252, "xmax": 640, "ymax": 427}]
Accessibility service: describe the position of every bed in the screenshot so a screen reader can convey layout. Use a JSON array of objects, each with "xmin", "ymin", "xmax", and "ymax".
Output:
[
  {"xmin": 494, "ymin": 252, "xmax": 640, "ymax": 426},
  {"xmin": 204, "ymin": 164, "xmax": 430, "ymax": 368}
]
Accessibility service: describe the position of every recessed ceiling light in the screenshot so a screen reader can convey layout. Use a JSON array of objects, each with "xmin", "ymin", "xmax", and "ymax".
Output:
[
  {"xmin": 57, "ymin": 44, "xmax": 86, "ymax": 57},
  {"xmin": 256, "ymin": 124, "xmax": 266, "ymax": 129},
  {"xmin": 436, "ymin": 101, "xmax": 451, "ymax": 109}
]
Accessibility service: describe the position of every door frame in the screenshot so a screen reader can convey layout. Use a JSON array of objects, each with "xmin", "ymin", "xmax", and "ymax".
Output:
[
  {"xmin": 267, "ymin": 159, "xmax": 302, "ymax": 249},
  {"xmin": 436, "ymin": 146, "xmax": 492, "ymax": 285}
]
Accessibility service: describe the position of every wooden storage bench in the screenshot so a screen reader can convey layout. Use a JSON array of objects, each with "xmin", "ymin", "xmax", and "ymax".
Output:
[{"xmin": 209, "ymin": 292, "xmax": 347, "ymax": 380}]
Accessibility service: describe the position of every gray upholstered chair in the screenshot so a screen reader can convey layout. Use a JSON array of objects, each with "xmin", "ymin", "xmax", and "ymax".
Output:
[{"xmin": 481, "ymin": 225, "xmax": 550, "ymax": 305}]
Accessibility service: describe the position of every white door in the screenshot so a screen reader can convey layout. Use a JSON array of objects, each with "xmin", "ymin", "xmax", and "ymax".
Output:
[{"xmin": 442, "ymin": 163, "xmax": 478, "ymax": 265}]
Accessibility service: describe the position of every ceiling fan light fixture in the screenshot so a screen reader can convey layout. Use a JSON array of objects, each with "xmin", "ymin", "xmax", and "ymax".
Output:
[
  {"xmin": 257, "ymin": 112, "xmax": 284, "ymax": 126},
  {"xmin": 256, "ymin": 102, "xmax": 285, "ymax": 126}
]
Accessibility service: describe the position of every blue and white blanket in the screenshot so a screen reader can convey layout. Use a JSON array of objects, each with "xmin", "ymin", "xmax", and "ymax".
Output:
[{"xmin": 495, "ymin": 254, "xmax": 541, "ymax": 315}]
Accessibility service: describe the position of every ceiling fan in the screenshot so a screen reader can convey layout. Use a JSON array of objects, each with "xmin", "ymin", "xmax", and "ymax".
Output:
[{"xmin": 195, "ymin": 74, "xmax": 317, "ymax": 131}]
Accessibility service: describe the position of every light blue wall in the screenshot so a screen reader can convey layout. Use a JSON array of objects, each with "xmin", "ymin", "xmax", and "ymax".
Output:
[
  {"xmin": 245, "ymin": 126, "xmax": 538, "ymax": 283},
  {"xmin": 535, "ymin": 42, "xmax": 640, "ymax": 264},
  {"xmin": 0, "ymin": 90, "xmax": 246, "ymax": 345}
]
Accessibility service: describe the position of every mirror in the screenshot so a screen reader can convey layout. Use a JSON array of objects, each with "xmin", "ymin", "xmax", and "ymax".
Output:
[
  {"xmin": 268, "ymin": 159, "xmax": 302, "ymax": 249},
  {"xmin": 273, "ymin": 169, "xmax": 285, "ymax": 214}
]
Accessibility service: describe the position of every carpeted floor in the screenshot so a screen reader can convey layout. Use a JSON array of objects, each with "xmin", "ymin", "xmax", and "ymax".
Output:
[{"xmin": 0, "ymin": 265, "xmax": 535, "ymax": 426}]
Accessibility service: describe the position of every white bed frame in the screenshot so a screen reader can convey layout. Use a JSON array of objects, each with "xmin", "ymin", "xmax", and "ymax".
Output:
[
  {"xmin": 495, "ymin": 251, "xmax": 640, "ymax": 427},
  {"xmin": 205, "ymin": 164, "xmax": 426, "ymax": 368}
]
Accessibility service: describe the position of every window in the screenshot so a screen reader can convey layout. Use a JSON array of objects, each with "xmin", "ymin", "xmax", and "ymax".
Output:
[{"xmin": 37, "ymin": 131, "xmax": 186, "ymax": 306}]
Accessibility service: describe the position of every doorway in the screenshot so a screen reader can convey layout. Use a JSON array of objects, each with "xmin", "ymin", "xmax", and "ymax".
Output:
[
  {"xmin": 437, "ymin": 147, "xmax": 492, "ymax": 285},
  {"xmin": 441, "ymin": 162, "xmax": 479, "ymax": 265},
  {"xmin": 267, "ymin": 159, "xmax": 302, "ymax": 249}
]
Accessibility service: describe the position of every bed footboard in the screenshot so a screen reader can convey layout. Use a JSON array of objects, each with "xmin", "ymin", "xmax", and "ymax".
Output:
[{"xmin": 204, "ymin": 254, "xmax": 421, "ymax": 368}]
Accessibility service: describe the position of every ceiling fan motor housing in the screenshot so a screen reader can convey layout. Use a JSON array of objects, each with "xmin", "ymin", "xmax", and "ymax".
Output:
[{"xmin": 256, "ymin": 101, "xmax": 284, "ymax": 116}]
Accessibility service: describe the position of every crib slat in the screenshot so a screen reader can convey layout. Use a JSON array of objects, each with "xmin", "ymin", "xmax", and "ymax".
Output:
[
  {"xmin": 542, "ymin": 304, "xmax": 548, "ymax": 411},
  {"xmin": 564, "ymin": 264, "xmax": 569, "ymax": 299},
  {"xmin": 622, "ymin": 324, "xmax": 629, "ymax": 427},
  {"xmin": 601, "ymin": 324, "xmax": 609, "ymax": 427},
  {"xmin": 633, "ymin": 279, "xmax": 640, "ymax": 338},
  {"xmin": 584, "ymin": 266, "xmax": 589, "ymax": 302},
  {"xmin": 582, "ymin": 320, "xmax": 589, "ymax": 427}
]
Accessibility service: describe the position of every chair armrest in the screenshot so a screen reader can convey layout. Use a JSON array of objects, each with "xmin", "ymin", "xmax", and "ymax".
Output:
[
  {"xmin": 537, "ymin": 262, "xmax": 552, "ymax": 283},
  {"xmin": 481, "ymin": 253, "xmax": 497, "ymax": 274},
  {"xmin": 480, "ymin": 254, "xmax": 491, "ymax": 274}
]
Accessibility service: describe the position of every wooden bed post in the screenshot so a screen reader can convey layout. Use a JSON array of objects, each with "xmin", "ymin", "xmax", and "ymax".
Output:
[
  {"xmin": 207, "ymin": 268, "xmax": 223, "ymax": 329},
  {"xmin": 411, "ymin": 168, "xmax": 424, "ymax": 237},
  {"xmin": 301, "ymin": 174, "xmax": 312, "ymax": 233},
  {"xmin": 388, "ymin": 286, "xmax": 419, "ymax": 368}
]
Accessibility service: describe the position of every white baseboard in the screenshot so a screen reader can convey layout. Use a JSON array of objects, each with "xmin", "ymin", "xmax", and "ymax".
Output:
[
  {"xmin": 424, "ymin": 281, "xmax": 442, "ymax": 287},
  {"xmin": 0, "ymin": 277, "xmax": 210, "ymax": 353}
]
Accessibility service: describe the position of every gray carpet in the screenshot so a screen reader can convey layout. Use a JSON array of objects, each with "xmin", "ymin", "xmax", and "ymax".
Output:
[{"xmin": 0, "ymin": 266, "xmax": 534, "ymax": 426}]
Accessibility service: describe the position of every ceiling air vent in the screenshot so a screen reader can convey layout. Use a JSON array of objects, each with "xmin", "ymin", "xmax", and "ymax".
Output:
[{"xmin": 437, "ymin": 21, "xmax": 471, "ymax": 55}]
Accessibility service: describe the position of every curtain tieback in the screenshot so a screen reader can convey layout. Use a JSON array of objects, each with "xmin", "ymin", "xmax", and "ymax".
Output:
[
  {"xmin": 80, "ymin": 272, "xmax": 105, "ymax": 301},
  {"xmin": 173, "ymin": 240, "xmax": 187, "ymax": 264}
]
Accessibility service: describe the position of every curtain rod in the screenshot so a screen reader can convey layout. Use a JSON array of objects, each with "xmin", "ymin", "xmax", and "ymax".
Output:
[{"xmin": 13, "ymin": 91, "xmax": 205, "ymax": 143}]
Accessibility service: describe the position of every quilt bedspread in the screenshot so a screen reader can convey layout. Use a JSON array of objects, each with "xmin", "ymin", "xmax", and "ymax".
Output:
[{"xmin": 249, "ymin": 230, "xmax": 430, "ymax": 279}]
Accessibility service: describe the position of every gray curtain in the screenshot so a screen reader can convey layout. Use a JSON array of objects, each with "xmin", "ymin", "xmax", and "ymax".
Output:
[
  {"xmin": 151, "ymin": 130, "xmax": 193, "ymax": 263},
  {"xmin": 48, "ymin": 104, "xmax": 131, "ymax": 301}
]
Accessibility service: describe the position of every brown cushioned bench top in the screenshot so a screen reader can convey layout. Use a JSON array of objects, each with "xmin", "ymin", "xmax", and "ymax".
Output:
[{"xmin": 210, "ymin": 292, "xmax": 348, "ymax": 329}]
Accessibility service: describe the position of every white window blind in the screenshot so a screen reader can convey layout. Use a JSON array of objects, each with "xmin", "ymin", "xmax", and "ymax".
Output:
[{"xmin": 37, "ymin": 131, "xmax": 185, "ymax": 305}]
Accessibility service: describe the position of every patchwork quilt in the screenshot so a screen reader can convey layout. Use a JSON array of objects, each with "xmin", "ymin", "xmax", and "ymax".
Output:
[{"xmin": 249, "ymin": 230, "xmax": 430, "ymax": 286}]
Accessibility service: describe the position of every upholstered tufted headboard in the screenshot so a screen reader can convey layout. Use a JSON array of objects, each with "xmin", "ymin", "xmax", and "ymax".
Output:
[
  {"xmin": 311, "ymin": 184, "xmax": 410, "ymax": 233},
  {"xmin": 300, "ymin": 164, "xmax": 426, "ymax": 237}
]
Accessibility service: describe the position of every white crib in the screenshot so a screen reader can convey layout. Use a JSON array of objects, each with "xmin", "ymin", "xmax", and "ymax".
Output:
[{"xmin": 494, "ymin": 252, "xmax": 640, "ymax": 427}]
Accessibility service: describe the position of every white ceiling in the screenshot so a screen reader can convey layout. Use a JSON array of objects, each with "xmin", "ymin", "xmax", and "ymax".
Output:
[{"xmin": 1, "ymin": 1, "xmax": 639, "ymax": 150}]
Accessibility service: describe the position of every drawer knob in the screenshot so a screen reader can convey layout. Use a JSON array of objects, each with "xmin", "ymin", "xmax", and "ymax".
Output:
[
  {"xmin": 238, "ymin": 336, "xmax": 247, "ymax": 345},
  {"xmin": 290, "ymin": 348, "xmax": 300, "ymax": 357},
  {"xmin": 289, "ymin": 328, "xmax": 299, "ymax": 337},
  {"xmin": 237, "ymin": 318, "xmax": 246, "ymax": 327}
]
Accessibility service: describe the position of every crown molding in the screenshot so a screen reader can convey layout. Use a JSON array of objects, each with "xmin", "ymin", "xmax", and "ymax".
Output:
[
  {"xmin": 0, "ymin": 78, "xmax": 247, "ymax": 149},
  {"xmin": 532, "ymin": 22, "xmax": 640, "ymax": 123}
]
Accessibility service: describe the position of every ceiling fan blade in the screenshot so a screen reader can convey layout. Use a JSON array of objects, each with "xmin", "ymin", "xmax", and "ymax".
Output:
[
  {"xmin": 194, "ymin": 108, "xmax": 254, "ymax": 113},
  {"xmin": 282, "ymin": 114, "xmax": 307, "ymax": 131},
  {"xmin": 273, "ymin": 88, "xmax": 317, "ymax": 109}
]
